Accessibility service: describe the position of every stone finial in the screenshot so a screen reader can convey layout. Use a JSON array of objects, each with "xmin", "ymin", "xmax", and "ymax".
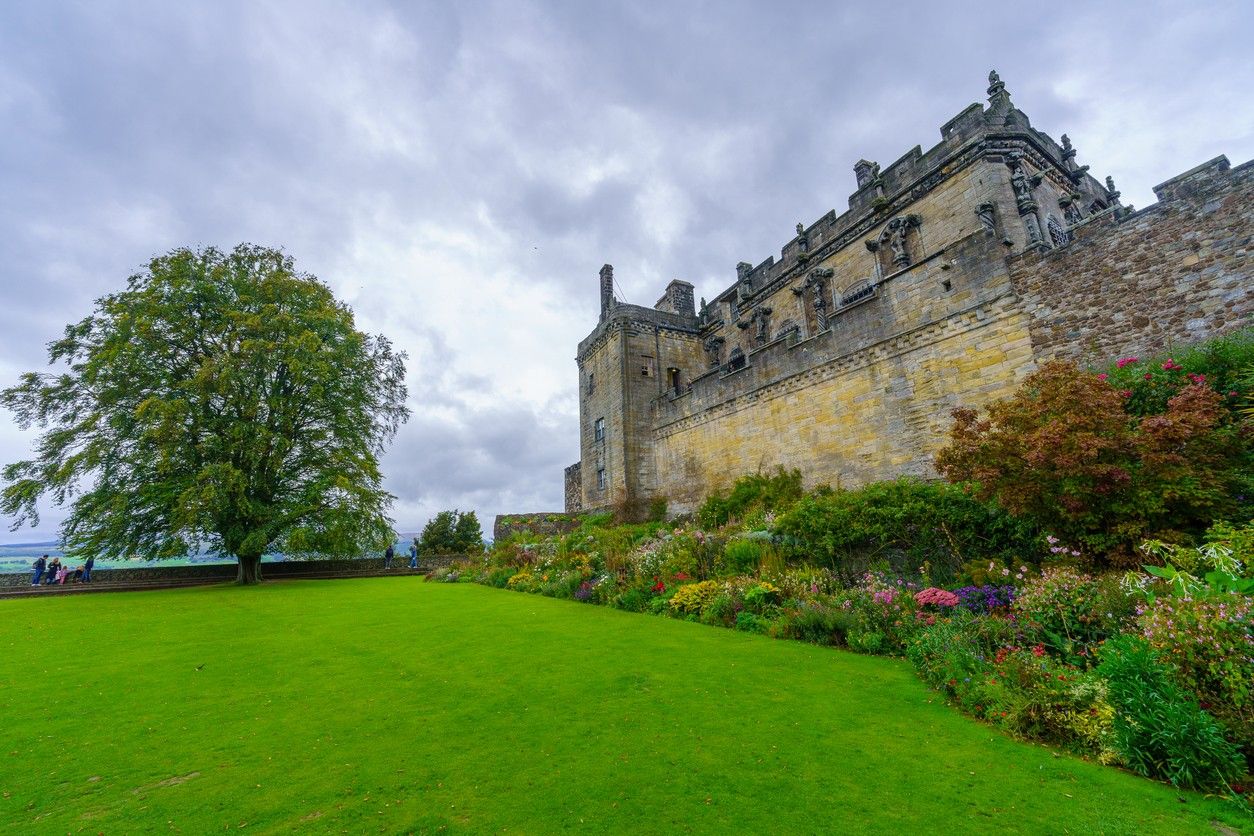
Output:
[
  {"xmin": 796, "ymin": 222, "xmax": 805, "ymax": 236},
  {"xmin": 1105, "ymin": 175, "xmax": 1121, "ymax": 203},
  {"xmin": 987, "ymin": 69, "xmax": 1006, "ymax": 99},
  {"xmin": 1060, "ymin": 134, "xmax": 1076, "ymax": 162}
]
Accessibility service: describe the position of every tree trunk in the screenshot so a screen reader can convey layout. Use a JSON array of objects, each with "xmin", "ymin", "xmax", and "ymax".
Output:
[{"xmin": 236, "ymin": 553, "xmax": 263, "ymax": 585}]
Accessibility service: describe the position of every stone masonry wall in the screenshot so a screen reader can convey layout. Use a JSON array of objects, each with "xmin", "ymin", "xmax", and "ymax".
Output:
[
  {"xmin": 1011, "ymin": 157, "xmax": 1252, "ymax": 364},
  {"xmin": 564, "ymin": 462, "xmax": 582, "ymax": 512}
]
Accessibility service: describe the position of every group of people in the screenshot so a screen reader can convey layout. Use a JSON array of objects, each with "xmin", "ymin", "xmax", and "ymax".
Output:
[
  {"xmin": 382, "ymin": 538, "xmax": 420, "ymax": 570},
  {"xmin": 30, "ymin": 554, "xmax": 94, "ymax": 586}
]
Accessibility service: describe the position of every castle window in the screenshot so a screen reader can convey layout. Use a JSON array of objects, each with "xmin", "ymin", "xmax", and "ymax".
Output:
[
  {"xmin": 587, "ymin": 372, "xmax": 594, "ymax": 394},
  {"xmin": 667, "ymin": 367, "xmax": 681, "ymax": 393},
  {"xmin": 593, "ymin": 417, "xmax": 605, "ymax": 442},
  {"xmin": 597, "ymin": 468, "xmax": 607, "ymax": 490},
  {"xmin": 640, "ymin": 355, "xmax": 655, "ymax": 377},
  {"xmin": 727, "ymin": 348, "xmax": 746, "ymax": 372}
]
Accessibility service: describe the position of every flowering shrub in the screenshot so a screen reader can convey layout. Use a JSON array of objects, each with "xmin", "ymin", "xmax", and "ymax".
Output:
[
  {"xmin": 1102, "ymin": 329, "xmax": 1254, "ymax": 418},
  {"xmin": 1013, "ymin": 568, "xmax": 1130, "ymax": 661},
  {"xmin": 669, "ymin": 580, "xmax": 721, "ymax": 615},
  {"xmin": 1139, "ymin": 594, "xmax": 1254, "ymax": 752},
  {"xmin": 506, "ymin": 571, "xmax": 534, "ymax": 590},
  {"xmin": 937, "ymin": 360, "xmax": 1251, "ymax": 564},
  {"xmin": 953, "ymin": 585, "xmax": 1016, "ymax": 614},
  {"xmin": 914, "ymin": 587, "xmax": 960, "ymax": 608}
]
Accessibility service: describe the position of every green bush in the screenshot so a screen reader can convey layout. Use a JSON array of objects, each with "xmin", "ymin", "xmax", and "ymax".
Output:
[
  {"xmin": 1098, "ymin": 635, "xmax": 1245, "ymax": 790},
  {"xmin": 721, "ymin": 536, "xmax": 772, "ymax": 575},
  {"xmin": 773, "ymin": 478, "xmax": 1040, "ymax": 585},
  {"xmin": 734, "ymin": 611, "xmax": 771, "ymax": 634},
  {"xmin": 613, "ymin": 587, "xmax": 649, "ymax": 612},
  {"xmin": 698, "ymin": 468, "xmax": 804, "ymax": 529},
  {"xmin": 773, "ymin": 602, "xmax": 853, "ymax": 646}
]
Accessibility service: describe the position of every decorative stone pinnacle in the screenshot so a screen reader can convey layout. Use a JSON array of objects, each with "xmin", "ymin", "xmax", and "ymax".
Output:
[
  {"xmin": 987, "ymin": 69, "xmax": 1007, "ymax": 99},
  {"xmin": 796, "ymin": 222, "xmax": 804, "ymax": 236},
  {"xmin": 1105, "ymin": 175, "xmax": 1121, "ymax": 202}
]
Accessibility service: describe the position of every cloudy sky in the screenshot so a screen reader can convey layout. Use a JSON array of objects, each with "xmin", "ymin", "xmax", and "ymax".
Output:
[{"xmin": 1, "ymin": 1, "xmax": 1251, "ymax": 542}]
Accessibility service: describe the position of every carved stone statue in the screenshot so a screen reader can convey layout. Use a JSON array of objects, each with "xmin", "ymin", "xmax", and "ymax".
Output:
[
  {"xmin": 888, "ymin": 222, "xmax": 910, "ymax": 267},
  {"xmin": 751, "ymin": 306, "xmax": 773, "ymax": 345},
  {"xmin": 736, "ymin": 261, "xmax": 754, "ymax": 301},
  {"xmin": 703, "ymin": 336, "xmax": 724, "ymax": 369},
  {"xmin": 1024, "ymin": 212, "xmax": 1043, "ymax": 246},
  {"xmin": 802, "ymin": 267, "xmax": 833, "ymax": 331},
  {"xmin": 975, "ymin": 202, "xmax": 995, "ymax": 232},
  {"xmin": 1063, "ymin": 197, "xmax": 1083, "ymax": 225},
  {"xmin": 795, "ymin": 222, "xmax": 809, "ymax": 258}
]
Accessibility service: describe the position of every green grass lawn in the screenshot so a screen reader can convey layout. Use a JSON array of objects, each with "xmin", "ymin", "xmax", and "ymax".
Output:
[{"xmin": 1, "ymin": 579, "xmax": 1248, "ymax": 834}]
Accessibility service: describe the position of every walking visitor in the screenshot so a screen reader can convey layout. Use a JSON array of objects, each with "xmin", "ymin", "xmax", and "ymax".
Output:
[
  {"xmin": 31, "ymin": 555, "xmax": 46, "ymax": 586},
  {"xmin": 384, "ymin": 542, "xmax": 394, "ymax": 569},
  {"xmin": 409, "ymin": 539, "xmax": 418, "ymax": 569},
  {"xmin": 82, "ymin": 554, "xmax": 95, "ymax": 583}
]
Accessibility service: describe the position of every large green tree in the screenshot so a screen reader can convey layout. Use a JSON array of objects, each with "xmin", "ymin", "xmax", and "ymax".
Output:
[
  {"xmin": 1, "ymin": 244, "xmax": 409, "ymax": 583},
  {"xmin": 418, "ymin": 509, "xmax": 484, "ymax": 555}
]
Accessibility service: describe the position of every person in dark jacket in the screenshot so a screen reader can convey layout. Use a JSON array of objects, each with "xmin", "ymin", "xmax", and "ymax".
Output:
[
  {"xmin": 44, "ymin": 557, "xmax": 61, "ymax": 584},
  {"xmin": 31, "ymin": 555, "xmax": 47, "ymax": 586},
  {"xmin": 384, "ymin": 542, "xmax": 394, "ymax": 569},
  {"xmin": 82, "ymin": 554, "xmax": 95, "ymax": 583},
  {"xmin": 408, "ymin": 539, "xmax": 418, "ymax": 570}
]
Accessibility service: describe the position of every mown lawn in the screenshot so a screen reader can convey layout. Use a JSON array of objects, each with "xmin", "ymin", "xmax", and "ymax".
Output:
[{"xmin": 0, "ymin": 579, "xmax": 1247, "ymax": 834}]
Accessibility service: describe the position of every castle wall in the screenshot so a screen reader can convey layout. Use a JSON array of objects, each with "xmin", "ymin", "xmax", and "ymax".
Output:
[
  {"xmin": 1011, "ymin": 157, "xmax": 1253, "ymax": 363},
  {"xmin": 652, "ymin": 288, "xmax": 1035, "ymax": 514}
]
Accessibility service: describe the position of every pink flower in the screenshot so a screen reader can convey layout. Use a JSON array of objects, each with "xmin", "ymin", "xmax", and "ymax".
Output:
[
  {"xmin": 914, "ymin": 587, "xmax": 959, "ymax": 608},
  {"xmin": 1144, "ymin": 373, "xmax": 1153, "ymax": 380},
  {"xmin": 1097, "ymin": 373, "xmax": 1108, "ymax": 382},
  {"xmin": 1116, "ymin": 357, "xmax": 1139, "ymax": 369},
  {"xmin": 1121, "ymin": 390, "xmax": 1133, "ymax": 398}
]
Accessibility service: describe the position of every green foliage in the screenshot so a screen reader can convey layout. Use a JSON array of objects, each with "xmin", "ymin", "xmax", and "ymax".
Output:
[
  {"xmin": 937, "ymin": 359, "xmax": 1252, "ymax": 566},
  {"xmin": 773, "ymin": 601, "xmax": 854, "ymax": 646},
  {"xmin": 647, "ymin": 496, "xmax": 669, "ymax": 522},
  {"xmin": 1100, "ymin": 328, "xmax": 1254, "ymax": 417},
  {"xmin": 697, "ymin": 468, "xmax": 804, "ymax": 529},
  {"xmin": 0, "ymin": 244, "xmax": 408, "ymax": 583},
  {"xmin": 721, "ymin": 536, "xmax": 772, "ymax": 575},
  {"xmin": 418, "ymin": 510, "xmax": 484, "ymax": 555},
  {"xmin": 773, "ymin": 478, "xmax": 1040, "ymax": 584},
  {"xmin": 1098, "ymin": 635, "xmax": 1245, "ymax": 790}
]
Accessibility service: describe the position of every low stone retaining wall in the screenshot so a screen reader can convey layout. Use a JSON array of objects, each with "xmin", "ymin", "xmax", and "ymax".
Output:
[
  {"xmin": 1, "ymin": 555, "xmax": 463, "ymax": 590},
  {"xmin": 493, "ymin": 512, "xmax": 583, "ymax": 542}
]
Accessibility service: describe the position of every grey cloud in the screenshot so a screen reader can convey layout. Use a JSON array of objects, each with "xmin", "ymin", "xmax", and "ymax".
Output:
[{"xmin": 2, "ymin": 0, "xmax": 1251, "ymax": 540}]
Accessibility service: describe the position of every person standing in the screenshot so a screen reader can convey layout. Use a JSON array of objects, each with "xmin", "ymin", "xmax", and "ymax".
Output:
[
  {"xmin": 384, "ymin": 542, "xmax": 394, "ymax": 569},
  {"xmin": 31, "ymin": 555, "xmax": 47, "ymax": 586},
  {"xmin": 44, "ymin": 557, "xmax": 61, "ymax": 585},
  {"xmin": 82, "ymin": 554, "xmax": 95, "ymax": 583},
  {"xmin": 408, "ymin": 538, "xmax": 418, "ymax": 570}
]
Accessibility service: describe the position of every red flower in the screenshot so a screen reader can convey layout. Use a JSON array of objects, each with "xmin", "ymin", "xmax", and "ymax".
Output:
[{"xmin": 1144, "ymin": 373, "xmax": 1153, "ymax": 380}]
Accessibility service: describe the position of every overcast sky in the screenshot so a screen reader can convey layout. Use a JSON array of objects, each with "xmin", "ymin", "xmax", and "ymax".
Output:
[{"xmin": 1, "ymin": 1, "xmax": 1252, "ymax": 543}]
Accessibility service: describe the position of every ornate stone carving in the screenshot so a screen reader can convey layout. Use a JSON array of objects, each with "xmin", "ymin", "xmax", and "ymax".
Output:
[
  {"xmin": 795, "ymin": 222, "xmax": 809, "ymax": 261},
  {"xmin": 1007, "ymin": 154, "xmax": 1045, "ymax": 247},
  {"xmin": 794, "ymin": 267, "xmax": 833, "ymax": 332},
  {"xmin": 975, "ymin": 202, "xmax": 997, "ymax": 232},
  {"xmin": 1061, "ymin": 195, "xmax": 1083, "ymax": 225},
  {"xmin": 703, "ymin": 335, "xmax": 724, "ymax": 369},
  {"xmin": 879, "ymin": 215, "xmax": 921, "ymax": 269},
  {"xmin": 750, "ymin": 306, "xmax": 773, "ymax": 345},
  {"xmin": 1105, "ymin": 175, "xmax": 1121, "ymax": 204}
]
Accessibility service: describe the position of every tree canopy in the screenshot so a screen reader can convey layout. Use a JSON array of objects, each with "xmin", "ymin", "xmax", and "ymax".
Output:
[
  {"xmin": 418, "ymin": 510, "xmax": 484, "ymax": 555},
  {"xmin": 1, "ymin": 244, "xmax": 409, "ymax": 583}
]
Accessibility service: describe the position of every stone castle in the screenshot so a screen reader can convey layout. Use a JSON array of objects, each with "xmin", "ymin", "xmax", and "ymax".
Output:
[{"xmin": 564, "ymin": 71, "xmax": 1252, "ymax": 518}]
